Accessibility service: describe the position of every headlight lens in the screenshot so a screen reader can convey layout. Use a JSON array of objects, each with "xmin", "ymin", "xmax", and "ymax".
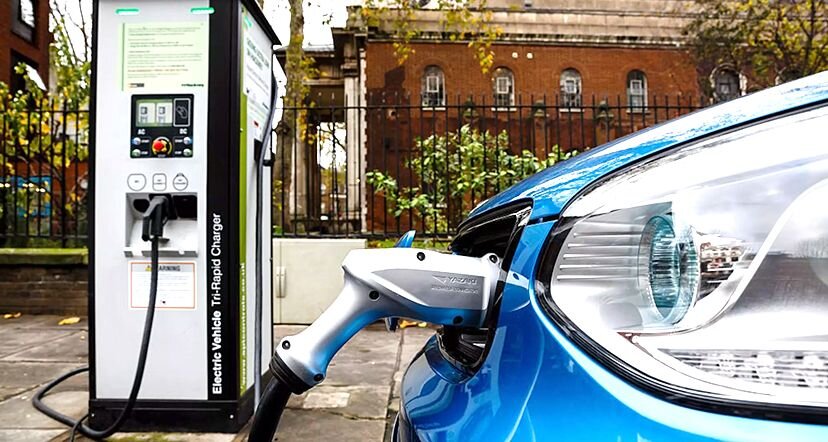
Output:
[{"xmin": 541, "ymin": 105, "xmax": 828, "ymax": 413}]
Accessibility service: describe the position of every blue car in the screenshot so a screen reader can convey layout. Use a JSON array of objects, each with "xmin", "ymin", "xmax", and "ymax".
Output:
[{"xmin": 394, "ymin": 72, "xmax": 828, "ymax": 441}]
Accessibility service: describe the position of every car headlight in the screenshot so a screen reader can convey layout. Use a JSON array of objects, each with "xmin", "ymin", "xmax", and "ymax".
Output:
[{"xmin": 538, "ymin": 105, "xmax": 828, "ymax": 418}]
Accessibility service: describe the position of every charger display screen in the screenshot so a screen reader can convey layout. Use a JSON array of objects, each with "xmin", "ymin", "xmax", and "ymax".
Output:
[{"xmin": 135, "ymin": 99, "xmax": 174, "ymax": 127}]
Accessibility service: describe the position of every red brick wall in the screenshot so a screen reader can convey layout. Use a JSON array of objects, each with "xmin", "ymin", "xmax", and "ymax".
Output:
[
  {"xmin": 365, "ymin": 41, "xmax": 699, "ymax": 100},
  {"xmin": 0, "ymin": 0, "xmax": 51, "ymax": 87},
  {"xmin": 361, "ymin": 42, "xmax": 701, "ymax": 235},
  {"xmin": 0, "ymin": 264, "xmax": 87, "ymax": 315}
]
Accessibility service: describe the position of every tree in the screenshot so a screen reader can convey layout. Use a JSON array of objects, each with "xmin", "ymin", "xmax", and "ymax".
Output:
[
  {"xmin": 273, "ymin": 0, "xmax": 318, "ymax": 231},
  {"xmin": 360, "ymin": 0, "xmax": 502, "ymax": 73},
  {"xmin": 0, "ymin": 0, "xmax": 91, "ymax": 246},
  {"xmin": 366, "ymin": 125, "xmax": 574, "ymax": 234},
  {"xmin": 685, "ymin": 0, "xmax": 828, "ymax": 92}
]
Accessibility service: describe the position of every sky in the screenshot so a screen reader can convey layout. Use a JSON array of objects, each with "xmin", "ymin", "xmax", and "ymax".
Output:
[{"xmin": 264, "ymin": 0, "xmax": 357, "ymax": 49}]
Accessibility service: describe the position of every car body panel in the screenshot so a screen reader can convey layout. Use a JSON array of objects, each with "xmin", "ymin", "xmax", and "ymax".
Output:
[
  {"xmin": 401, "ymin": 73, "xmax": 828, "ymax": 441},
  {"xmin": 401, "ymin": 222, "xmax": 828, "ymax": 441},
  {"xmin": 469, "ymin": 71, "xmax": 828, "ymax": 222}
]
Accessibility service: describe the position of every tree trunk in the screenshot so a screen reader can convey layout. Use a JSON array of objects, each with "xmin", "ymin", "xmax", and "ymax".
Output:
[{"xmin": 274, "ymin": 0, "xmax": 305, "ymax": 234}]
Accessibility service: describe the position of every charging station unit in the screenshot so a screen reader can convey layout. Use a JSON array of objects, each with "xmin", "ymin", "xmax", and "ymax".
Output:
[{"xmin": 89, "ymin": 0, "xmax": 279, "ymax": 431}]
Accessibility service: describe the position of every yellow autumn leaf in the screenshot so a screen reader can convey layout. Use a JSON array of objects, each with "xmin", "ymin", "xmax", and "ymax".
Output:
[
  {"xmin": 58, "ymin": 317, "xmax": 81, "ymax": 325},
  {"xmin": 3, "ymin": 312, "xmax": 22, "ymax": 319}
]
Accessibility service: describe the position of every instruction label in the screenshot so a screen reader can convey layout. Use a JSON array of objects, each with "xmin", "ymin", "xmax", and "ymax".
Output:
[
  {"xmin": 129, "ymin": 261, "xmax": 196, "ymax": 309},
  {"xmin": 121, "ymin": 22, "xmax": 209, "ymax": 91},
  {"xmin": 241, "ymin": 8, "xmax": 272, "ymax": 141}
]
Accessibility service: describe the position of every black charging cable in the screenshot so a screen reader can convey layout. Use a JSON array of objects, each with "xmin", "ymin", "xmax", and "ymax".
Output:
[
  {"xmin": 32, "ymin": 195, "xmax": 169, "ymax": 440},
  {"xmin": 253, "ymin": 72, "xmax": 279, "ymax": 408}
]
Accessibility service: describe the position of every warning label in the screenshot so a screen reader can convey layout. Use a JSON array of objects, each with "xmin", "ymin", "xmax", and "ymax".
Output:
[{"xmin": 129, "ymin": 261, "xmax": 196, "ymax": 309}]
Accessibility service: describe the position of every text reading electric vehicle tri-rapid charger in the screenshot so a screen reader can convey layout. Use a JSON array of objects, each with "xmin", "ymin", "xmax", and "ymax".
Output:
[{"xmin": 33, "ymin": 0, "xmax": 282, "ymax": 436}]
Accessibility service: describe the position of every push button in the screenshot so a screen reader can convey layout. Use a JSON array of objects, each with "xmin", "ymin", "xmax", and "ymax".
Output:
[
  {"xmin": 127, "ymin": 173, "xmax": 147, "ymax": 191},
  {"xmin": 152, "ymin": 173, "xmax": 167, "ymax": 191},
  {"xmin": 172, "ymin": 173, "xmax": 189, "ymax": 191},
  {"xmin": 151, "ymin": 137, "xmax": 172, "ymax": 155}
]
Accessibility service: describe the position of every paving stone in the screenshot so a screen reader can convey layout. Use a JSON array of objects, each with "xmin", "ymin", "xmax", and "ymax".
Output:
[
  {"xmin": 0, "ymin": 328, "xmax": 74, "ymax": 359},
  {"xmin": 387, "ymin": 397, "xmax": 400, "ymax": 413},
  {"xmin": 0, "ymin": 429, "xmax": 64, "ymax": 441},
  {"xmin": 4, "ymin": 332, "xmax": 88, "ymax": 363},
  {"xmin": 302, "ymin": 390, "xmax": 350, "ymax": 409},
  {"xmin": 0, "ymin": 391, "xmax": 87, "ymax": 430},
  {"xmin": 274, "ymin": 408, "xmax": 386, "ymax": 442},
  {"xmin": 0, "ymin": 362, "xmax": 85, "ymax": 401},
  {"xmin": 12, "ymin": 315, "xmax": 88, "ymax": 331},
  {"xmin": 326, "ymin": 361, "xmax": 397, "ymax": 387},
  {"xmin": 48, "ymin": 369, "xmax": 89, "ymax": 395},
  {"xmin": 2, "ymin": 318, "xmax": 411, "ymax": 440}
]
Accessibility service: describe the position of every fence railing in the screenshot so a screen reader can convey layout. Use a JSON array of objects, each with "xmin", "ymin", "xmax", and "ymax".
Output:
[
  {"xmin": 274, "ymin": 93, "xmax": 707, "ymax": 240},
  {"xmin": 0, "ymin": 101, "xmax": 89, "ymax": 247},
  {"xmin": 0, "ymin": 93, "xmax": 707, "ymax": 247}
]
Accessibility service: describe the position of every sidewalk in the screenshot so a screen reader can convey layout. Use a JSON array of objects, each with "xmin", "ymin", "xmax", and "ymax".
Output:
[{"xmin": 0, "ymin": 315, "xmax": 432, "ymax": 441}]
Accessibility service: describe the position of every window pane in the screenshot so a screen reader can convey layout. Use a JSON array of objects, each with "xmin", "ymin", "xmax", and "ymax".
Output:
[
  {"xmin": 497, "ymin": 76, "xmax": 512, "ymax": 94},
  {"xmin": 20, "ymin": 0, "xmax": 36, "ymax": 28},
  {"xmin": 426, "ymin": 75, "xmax": 438, "ymax": 92}
]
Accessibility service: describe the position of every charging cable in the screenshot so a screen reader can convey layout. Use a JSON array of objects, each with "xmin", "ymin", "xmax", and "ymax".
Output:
[{"xmin": 32, "ymin": 195, "xmax": 170, "ymax": 441}]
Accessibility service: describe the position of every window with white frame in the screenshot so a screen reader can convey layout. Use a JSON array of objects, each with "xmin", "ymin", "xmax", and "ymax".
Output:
[
  {"xmin": 492, "ymin": 67, "xmax": 515, "ymax": 108},
  {"xmin": 627, "ymin": 70, "xmax": 647, "ymax": 112},
  {"xmin": 560, "ymin": 68, "xmax": 582, "ymax": 109},
  {"xmin": 421, "ymin": 66, "xmax": 445, "ymax": 107},
  {"xmin": 713, "ymin": 68, "xmax": 741, "ymax": 103}
]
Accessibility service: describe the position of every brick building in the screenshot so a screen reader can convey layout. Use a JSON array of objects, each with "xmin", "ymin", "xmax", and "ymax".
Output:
[
  {"xmin": 278, "ymin": 1, "xmax": 741, "ymax": 236},
  {"xmin": 1, "ymin": 0, "xmax": 50, "ymax": 92}
]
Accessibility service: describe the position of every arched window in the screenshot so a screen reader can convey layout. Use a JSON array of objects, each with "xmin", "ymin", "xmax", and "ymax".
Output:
[
  {"xmin": 421, "ymin": 66, "xmax": 445, "ymax": 107},
  {"xmin": 627, "ymin": 70, "xmax": 647, "ymax": 112},
  {"xmin": 560, "ymin": 68, "xmax": 582, "ymax": 109},
  {"xmin": 492, "ymin": 67, "xmax": 515, "ymax": 108},
  {"xmin": 712, "ymin": 68, "xmax": 741, "ymax": 102}
]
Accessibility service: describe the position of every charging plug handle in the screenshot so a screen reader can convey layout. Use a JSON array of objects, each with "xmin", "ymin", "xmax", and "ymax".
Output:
[
  {"xmin": 270, "ymin": 248, "xmax": 502, "ymax": 393},
  {"xmin": 141, "ymin": 195, "xmax": 170, "ymax": 241}
]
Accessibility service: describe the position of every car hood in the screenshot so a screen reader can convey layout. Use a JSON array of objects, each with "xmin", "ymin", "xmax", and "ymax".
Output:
[{"xmin": 467, "ymin": 72, "xmax": 828, "ymax": 223}]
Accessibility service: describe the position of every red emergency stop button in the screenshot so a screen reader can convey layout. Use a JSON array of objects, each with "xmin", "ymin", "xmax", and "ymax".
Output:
[{"xmin": 151, "ymin": 137, "xmax": 171, "ymax": 155}]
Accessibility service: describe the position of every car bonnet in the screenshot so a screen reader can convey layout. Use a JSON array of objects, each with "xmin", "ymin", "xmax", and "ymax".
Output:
[{"xmin": 466, "ymin": 72, "xmax": 828, "ymax": 224}]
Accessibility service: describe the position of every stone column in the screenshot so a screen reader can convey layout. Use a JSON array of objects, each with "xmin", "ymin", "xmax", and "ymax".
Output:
[{"xmin": 343, "ymin": 46, "xmax": 367, "ymax": 233}]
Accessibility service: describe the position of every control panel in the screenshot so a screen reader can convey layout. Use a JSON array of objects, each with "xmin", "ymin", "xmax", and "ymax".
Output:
[{"xmin": 130, "ymin": 94, "xmax": 194, "ymax": 158}]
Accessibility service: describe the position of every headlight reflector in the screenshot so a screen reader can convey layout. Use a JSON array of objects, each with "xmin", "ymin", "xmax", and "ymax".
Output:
[
  {"xmin": 540, "ymin": 105, "xmax": 828, "ymax": 415},
  {"xmin": 639, "ymin": 214, "xmax": 699, "ymax": 324}
]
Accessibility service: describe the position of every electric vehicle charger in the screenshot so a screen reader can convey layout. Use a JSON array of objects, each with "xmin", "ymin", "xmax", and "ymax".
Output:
[
  {"xmin": 32, "ymin": 195, "xmax": 171, "ymax": 441},
  {"xmin": 33, "ymin": 69, "xmax": 279, "ymax": 438},
  {"xmin": 249, "ymin": 244, "xmax": 504, "ymax": 441}
]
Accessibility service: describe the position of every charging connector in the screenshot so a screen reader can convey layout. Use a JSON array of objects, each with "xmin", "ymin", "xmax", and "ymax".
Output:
[
  {"xmin": 249, "ymin": 246, "xmax": 501, "ymax": 441},
  {"xmin": 141, "ymin": 195, "xmax": 170, "ymax": 241}
]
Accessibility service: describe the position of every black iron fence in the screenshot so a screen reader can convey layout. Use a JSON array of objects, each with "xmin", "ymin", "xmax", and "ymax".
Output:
[
  {"xmin": 274, "ymin": 93, "xmax": 707, "ymax": 240},
  {"xmin": 0, "ymin": 101, "xmax": 89, "ymax": 247},
  {"xmin": 0, "ymin": 93, "xmax": 707, "ymax": 246}
]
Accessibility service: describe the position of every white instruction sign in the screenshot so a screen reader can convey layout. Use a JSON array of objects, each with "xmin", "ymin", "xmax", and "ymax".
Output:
[
  {"xmin": 121, "ymin": 22, "xmax": 209, "ymax": 91},
  {"xmin": 241, "ymin": 7, "xmax": 273, "ymax": 140},
  {"xmin": 130, "ymin": 261, "xmax": 196, "ymax": 309}
]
